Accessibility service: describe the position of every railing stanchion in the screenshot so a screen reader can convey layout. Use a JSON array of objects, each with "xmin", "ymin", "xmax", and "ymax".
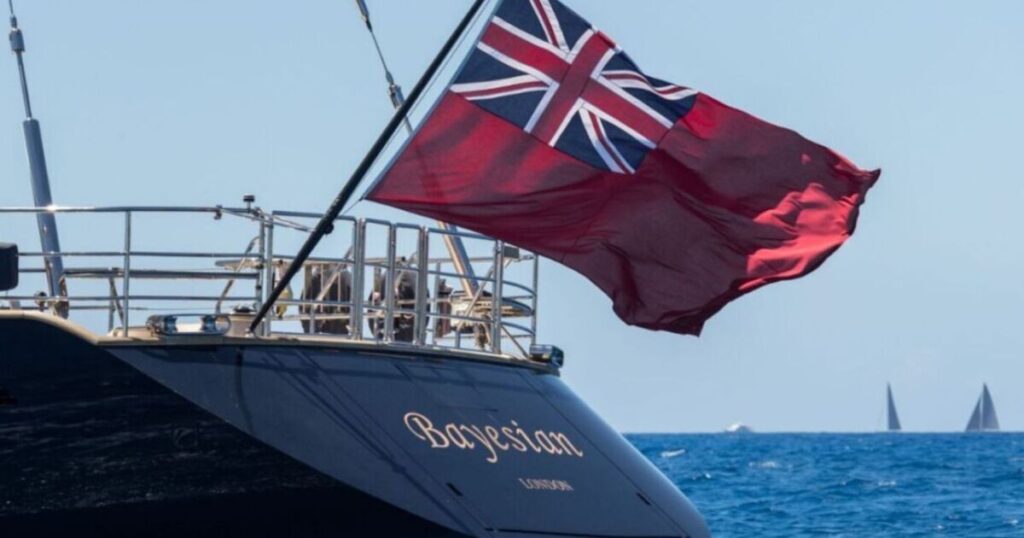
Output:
[
  {"xmin": 121, "ymin": 210, "xmax": 132, "ymax": 336},
  {"xmin": 531, "ymin": 251, "xmax": 539, "ymax": 347},
  {"xmin": 431, "ymin": 261, "xmax": 441, "ymax": 346},
  {"xmin": 254, "ymin": 216, "xmax": 266, "ymax": 321},
  {"xmin": 263, "ymin": 218, "xmax": 276, "ymax": 336},
  {"xmin": 383, "ymin": 224, "xmax": 397, "ymax": 342},
  {"xmin": 0, "ymin": 206, "xmax": 539, "ymax": 359},
  {"xmin": 414, "ymin": 227, "xmax": 429, "ymax": 346},
  {"xmin": 351, "ymin": 219, "xmax": 365, "ymax": 340},
  {"xmin": 107, "ymin": 277, "xmax": 115, "ymax": 332},
  {"xmin": 491, "ymin": 241, "xmax": 504, "ymax": 355}
]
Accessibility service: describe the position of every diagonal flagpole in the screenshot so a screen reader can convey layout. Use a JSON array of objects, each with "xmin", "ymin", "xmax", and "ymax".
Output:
[{"xmin": 251, "ymin": 0, "xmax": 487, "ymax": 333}]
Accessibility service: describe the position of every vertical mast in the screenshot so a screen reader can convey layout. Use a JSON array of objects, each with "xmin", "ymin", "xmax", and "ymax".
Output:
[
  {"xmin": 353, "ymin": 0, "xmax": 479, "ymax": 296},
  {"xmin": 8, "ymin": 1, "xmax": 64, "ymax": 297}
]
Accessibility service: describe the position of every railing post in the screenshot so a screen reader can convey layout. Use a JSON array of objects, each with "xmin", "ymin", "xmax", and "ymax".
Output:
[
  {"xmin": 383, "ymin": 224, "xmax": 397, "ymax": 342},
  {"xmin": 121, "ymin": 210, "xmax": 132, "ymax": 336},
  {"xmin": 351, "ymin": 219, "xmax": 365, "ymax": 340},
  {"xmin": 262, "ymin": 217, "xmax": 276, "ymax": 336},
  {"xmin": 531, "ymin": 251, "xmax": 539, "ymax": 347},
  {"xmin": 491, "ymin": 240, "xmax": 504, "ymax": 355},
  {"xmin": 107, "ymin": 278, "xmax": 115, "ymax": 333},
  {"xmin": 307, "ymin": 259, "xmax": 317, "ymax": 334},
  {"xmin": 414, "ymin": 227, "xmax": 429, "ymax": 346},
  {"xmin": 431, "ymin": 261, "xmax": 441, "ymax": 346},
  {"xmin": 254, "ymin": 216, "xmax": 266, "ymax": 319}
]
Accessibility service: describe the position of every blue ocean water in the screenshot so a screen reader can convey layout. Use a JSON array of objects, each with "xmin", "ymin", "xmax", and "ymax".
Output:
[{"xmin": 630, "ymin": 433, "xmax": 1024, "ymax": 537}]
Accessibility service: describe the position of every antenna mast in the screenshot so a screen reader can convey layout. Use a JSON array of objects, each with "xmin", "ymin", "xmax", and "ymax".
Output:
[
  {"xmin": 353, "ymin": 0, "xmax": 478, "ymax": 296},
  {"xmin": 8, "ymin": 1, "xmax": 64, "ymax": 298}
]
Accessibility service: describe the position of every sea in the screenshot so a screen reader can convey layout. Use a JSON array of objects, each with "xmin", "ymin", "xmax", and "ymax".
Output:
[{"xmin": 629, "ymin": 433, "xmax": 1024, "ymax": 537}]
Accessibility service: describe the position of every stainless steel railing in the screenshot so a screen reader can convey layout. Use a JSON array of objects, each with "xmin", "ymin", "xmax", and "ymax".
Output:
[{"xmin": 0, "ymin": 204, "xmax": 539, "ymax": 359}]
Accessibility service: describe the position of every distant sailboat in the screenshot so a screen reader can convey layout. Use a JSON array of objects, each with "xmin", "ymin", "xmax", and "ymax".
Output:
[
  {"xmin": 886, "ymin": 383, "xmax": 902, "ymax": 432},
  {"xmin": 965, "ymin": 384, "xmax": 1000, "ymax": 432},
  {"xmin": 725, "ymin": 423, "xmax": 753, "ymax": 434}
]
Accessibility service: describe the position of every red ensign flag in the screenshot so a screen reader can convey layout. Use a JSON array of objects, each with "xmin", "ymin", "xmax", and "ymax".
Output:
[{"xmin": 367, "ymin": 0, "xmax": 879, "ymax": 335}]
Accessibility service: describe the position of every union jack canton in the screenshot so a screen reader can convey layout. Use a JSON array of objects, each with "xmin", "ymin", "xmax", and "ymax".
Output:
[{"xmin": 451, "ymin": 0, "xmax": 697, "ymax": 174}]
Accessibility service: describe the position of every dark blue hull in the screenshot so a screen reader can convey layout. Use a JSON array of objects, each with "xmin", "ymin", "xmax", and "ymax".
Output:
[
  {"xmin": 0, "ymin": 317, "xmax": 460, "ymax": 537},
  {"xmin": 0, "ymin": 316, "xmax": 708, "ymax": 537}
]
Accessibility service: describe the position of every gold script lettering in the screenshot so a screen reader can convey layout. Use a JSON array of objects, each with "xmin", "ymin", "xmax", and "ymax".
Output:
[
  {"xmin": 402, "ymin": 411, "xmax": 584, "ymax": 464},
  {"xmin": 534, "ymin": 431, "xmax": 563, "ymax": 455},
  {"xmin": 444, "ymin": 423, "xmax": 474, "ymax": 449},
  {"xmin": 403, "ymin": 412, "xmax": 449, "ymax": 448},
  {"xmin": 485, "ymin": 426, "xmax": 509, "ymax": 451},
  {"xmin": 461, "ymin": 425, "xmax": 498, "ymax": 463},
  {"xmin": 502, "ymin": 426, "xmax": 528, "ymax": 452},
  {"xmin": 548, "ymin": 432, "xmax": 584, "ymax": 457},
  {"xmin": 512, "ymin": 420, "xmax": 544, "ymax": 453}
]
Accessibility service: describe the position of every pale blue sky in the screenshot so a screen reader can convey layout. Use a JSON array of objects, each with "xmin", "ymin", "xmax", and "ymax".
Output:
[{"xmin": 2, "ymin": 1, "xmax": 1022, "ymax": 432}]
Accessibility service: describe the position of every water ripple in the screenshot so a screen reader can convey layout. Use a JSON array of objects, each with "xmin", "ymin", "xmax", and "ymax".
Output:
[{"xmin": 629, "ymin": 433, "xmax": 1024, "ymax": 537}]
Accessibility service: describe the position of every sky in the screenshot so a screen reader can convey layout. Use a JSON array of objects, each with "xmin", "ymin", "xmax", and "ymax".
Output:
[{"xmin": 2, "ymin": 0, "xmax": 1023, "ymax": 433}]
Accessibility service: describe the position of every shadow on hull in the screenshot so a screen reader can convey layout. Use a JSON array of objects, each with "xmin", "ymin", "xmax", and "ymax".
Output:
[
  {"xmin": 3, "ymin": 487, "xmax": 462, "ymax": 537},
  {"xmin": 0, "ymin": 318, "xmax": 460, "ymax": 537}
]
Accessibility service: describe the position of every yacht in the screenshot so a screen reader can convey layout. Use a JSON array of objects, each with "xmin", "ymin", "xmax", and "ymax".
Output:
[{"xmin": 0, "ymin": 3, "xmax": 709, "ymax": 537}]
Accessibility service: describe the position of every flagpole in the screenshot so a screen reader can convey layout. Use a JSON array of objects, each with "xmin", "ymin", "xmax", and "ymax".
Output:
[{"xmin": 250, "ymin": 0, "xmax": 487, "ymax": 333}]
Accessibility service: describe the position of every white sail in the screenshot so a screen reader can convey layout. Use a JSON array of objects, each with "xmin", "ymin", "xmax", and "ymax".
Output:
[
  {"xmin": 965, "ymin": 384, "xmax": 999, "ymax": 432},
  {"xmin": 886, "ymin": 384, "xmax": 902, "ymax": 432},
  {"xmin": 965, "ymin": 398, "xmax": 982, "ymax": 432},
  {"xmin": 981, "ymin": 384, "xmax": 1000, "ymax": 431}
]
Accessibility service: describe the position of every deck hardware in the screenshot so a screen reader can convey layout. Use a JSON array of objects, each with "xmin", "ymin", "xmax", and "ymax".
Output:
[
  {"xmin": 201, "ymin": 314, "xmax": 231, "ymax": 334},
  {"xmin": 528, "ymin": 345, "xmax": 564, "ymax": 368},
  {"xmin": 0, "ymin": 206, "xmax": 540, "ymax": 360},
  {"xmin": 146, "ymin": 314, "xmax": 232, "ymax": 336},
  {"xmin": 147, "ymin": 315, "xmax": 179, "ymax": 335}
]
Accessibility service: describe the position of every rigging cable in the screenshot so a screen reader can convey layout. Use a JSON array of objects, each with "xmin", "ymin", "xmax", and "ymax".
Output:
[
  {"xmin": 349, "ymin": 0, "xmax": 491, "ymax": 297},
  {"xmin": 350, "ymin": 0, "xmax": 493, "ymax": 205},
  {"xmin": 354, "ymin": 0, "xmax": 407, "ymax": 115},
  {"xmin": 251, "ymin": 0, "xmax": 490, "ymax": 331},
  {"xmin": 8, "ymin": 0, "xmax": 33, "ymax": 118}
]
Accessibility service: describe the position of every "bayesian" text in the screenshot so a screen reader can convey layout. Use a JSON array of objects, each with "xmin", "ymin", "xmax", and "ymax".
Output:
[{"xmin": 403, "ymin": 411, "xmax": 585, "ymax": 464}]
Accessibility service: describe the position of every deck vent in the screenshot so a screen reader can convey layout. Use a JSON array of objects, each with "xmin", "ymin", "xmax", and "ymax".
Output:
[{"xmin": 0, "ymin": 243, "xmax": 17, "ymax": 292}]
